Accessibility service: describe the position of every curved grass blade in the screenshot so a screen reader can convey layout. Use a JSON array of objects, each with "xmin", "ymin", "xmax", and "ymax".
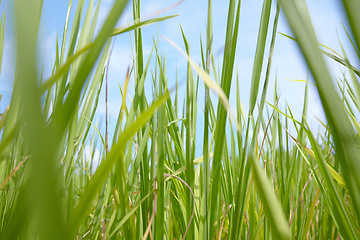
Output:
[
  {"xmin": 279, "ymin": 32, "xmax": 360, "ymax": 77},
  {"xmin": 0, "ymin": 9, "xmax": 5, "ymax": 75},
  {"xmin": 248, "ymin": 150, "xmax": 292, "ymax": 240},
  {"xmin": 249, "ymin": 0, "xmax": 272, "ymax": 115},
  {"xmin": 111, "ymin": 15, "xmax": 177, "ymax": 36},
  {"xmin": 108, "ymin": 190, "xmax": 155, "ymax": 239}
]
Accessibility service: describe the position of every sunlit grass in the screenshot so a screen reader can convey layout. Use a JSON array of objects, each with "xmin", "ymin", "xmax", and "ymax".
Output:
[{"xmin": 0, "ymin": 0, "xmax": 359, "ymax": 239}]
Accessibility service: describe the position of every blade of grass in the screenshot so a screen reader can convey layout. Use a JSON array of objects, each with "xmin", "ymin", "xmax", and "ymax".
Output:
[
  {"xmin": 0, "ymin": 9, "xmax": 5, "ymax": 75},
  {"xmin": 248, "ymin": 0, "xmax": 272, "ymax": 115},
  {"xmin": 248, "ymin": 149, "xmax": 291, "ymax": 240},
  {"xmin": 4, "ymin": 0, "xmax": 68, "ymax": 239}
]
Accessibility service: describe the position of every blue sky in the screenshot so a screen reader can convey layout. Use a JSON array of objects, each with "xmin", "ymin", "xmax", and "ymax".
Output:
[{"xmin": 0, "ymin": 0, "xmax": 356, "ymax": 157}]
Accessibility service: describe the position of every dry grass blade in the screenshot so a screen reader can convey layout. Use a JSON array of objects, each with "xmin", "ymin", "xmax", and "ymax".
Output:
[{"xmin": 0, "ymin": 156, "xmax": 29, "ymax": 188}]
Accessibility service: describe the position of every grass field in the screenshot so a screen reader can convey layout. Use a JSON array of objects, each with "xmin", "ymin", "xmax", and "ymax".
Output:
[{"xmin": 0, "ymin": 0, "xmax": 360, "ymax": 239}]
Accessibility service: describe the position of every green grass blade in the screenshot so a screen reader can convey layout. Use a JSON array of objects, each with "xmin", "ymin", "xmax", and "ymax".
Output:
[
  {"xmin": 0, "ymin": 10, "xmax": 5, "ymax": 75},
  {"xmin": 248, "ymin": 0, "xmax": 272, "ymax": 115},
  {"xmin": 3, "ymin": 0, "xmax": 67, "ymax": 239},
  {"xmin": 304, "ymin": 125, "xmax": 359, "ymax": 239},
  {"xmin": 201, "ymin": 1, "xmax": 212, "ymax": 238},
  {"xmin": 180, "ymin": 26, "xmax": 195, "ymax": 238},
  {"xmin": 155, "ymin": 58, "xmax": 166, "ymax": 240},
  {"xmin": 112, "ymin": 15, "xmax": 178, "ymax": 36},
  {"xmin": 248, "ymin": 149, "xmax": 291, "ymax": 240},
  {"xmin": 342, "ymin": 0, "xmax": 360, "ymax": 53}
]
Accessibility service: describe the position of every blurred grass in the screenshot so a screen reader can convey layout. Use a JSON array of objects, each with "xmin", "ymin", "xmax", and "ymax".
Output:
[
  {"xmin": 0, "ymin": 0, "xmax": 359, "ymax": 239},
  {"xmin": 0, "ymin": 7, "xmax": 4, "ymax": 76}
]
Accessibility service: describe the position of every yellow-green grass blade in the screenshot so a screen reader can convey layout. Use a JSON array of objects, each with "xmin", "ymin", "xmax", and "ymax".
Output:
[
  {"xmin": 342, "ymin": 22, "xmax": 360, "ymax": 59},
  {"xmin": 4, "ymin": 0, "xmax": 67, "ymax": 239},
  {"xmin": 122, "ymin": 47, "xmax": 153, "ymax": 131},
  {"xmin": 201, "ymin": 1, "xmax": 212, "ymax": 237},
  {"xmin": 0, "ymin": 10, "xmax": 5, "ymax": 75},
  {"xmin": 132, "ymin": 1, "xmax": 153, "ymax": 235},
  {"xmin": 201, "ymin": 5, "xmax": 212, "ymax": 238},
  {"xmin": 249, "ymin": 0, "xmax": 272, "ymax": 115},
  {"xmin": 67, "ymin": 0, "xmax": 85, "ymax": 58},
  {"xmin": 61, "ymin": 40, "xmax": 111, "ymax": 179},
  {"xmin": 209, "ymin": 1, "xmax": 241, "ymax": 232},
  {"xmin": 342, "ymin": 0, "xmax": 360, "ymax": 53},
  {"xmin": 256, "ymin": 4, "xmax": 280, "ymax": 119},
  {"xmin": 59, "ymin": 0, "xmax": 72, "ymax": 66},
  {"xmin": 269, "ymin": 101, "xmax": 349, "ymax": 190},
  {"xmin": 305, "ymin": 125, "xmax": 359, "ymax": 239},
  {"xmin": 339, "ymin": 43, "xmax": 360, "ymax": 110},
  {"xmin": 132, "ymin": 1, "xmax": 146, "ymax": 236},
  {"xmin": 0, "ymin": 105, "xmax": 8, "ymax": 132},
  {"xmin": 153, "ymin": 39, "xmax": 186, "ymax": 166},
  {"xmin": 231, "ymin": 6, "xmax": 280, "ymax": 236},
  {"xmin": 109, "ymin": 190, "xmax": 155, "ymax": 239},
  {"xmin": 112, "ymin": 15, "xmax": 177, "ymax": 36},
  {"xmin": 231, "ymin": 2, "xmax": 278, "ymax": 238},
  {"xmin": 180, "ymin": 26, "xmax": 195, "ymax": 238},
  {"xmin": 163, "ymin": 36, "xmax": 241, "ymax": 134},
  {"xmin": 70, "ymin": 0, "xmax": 95, "ymax": 67},
  {"xmin": 248, "ymin": 150, "xmax": 292, "ymax": 240},
  {"xmin": 155, "ymin": 56, "xmax": 167, "ymax": 239},
  {"xmin": 280, "ymin": 32, "xmax": 360, "ymax": 77},
  {"xmin": 166, "ymin": 153, "xmax": 213, "ymax": 177},
  {"xmin": 299, "ymin": 188, "xmax": 320, "ymax": 239},
  {"xmin": 53, "ymin": 0, "xmax": 84, "ymax": 109},
  {"xmin": 128, "ymin": 122, "xmax": 151, "ymax": 188}
]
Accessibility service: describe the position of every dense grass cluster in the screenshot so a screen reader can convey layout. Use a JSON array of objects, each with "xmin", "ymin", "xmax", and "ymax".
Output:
[{"xmin": 0, "ymin": 0, "xmax": 360, "ymax": 239}]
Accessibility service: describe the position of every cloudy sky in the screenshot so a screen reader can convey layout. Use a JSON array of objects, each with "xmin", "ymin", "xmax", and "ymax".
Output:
[{"xmin": 0, "ymin": 0, "xmax": 356, "ymax": 157}]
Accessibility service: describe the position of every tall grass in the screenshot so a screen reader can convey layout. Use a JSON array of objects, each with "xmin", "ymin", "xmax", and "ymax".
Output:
[{"xmin": 0, "ymin": 0, "xmax": 359, "ymax": 239}]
